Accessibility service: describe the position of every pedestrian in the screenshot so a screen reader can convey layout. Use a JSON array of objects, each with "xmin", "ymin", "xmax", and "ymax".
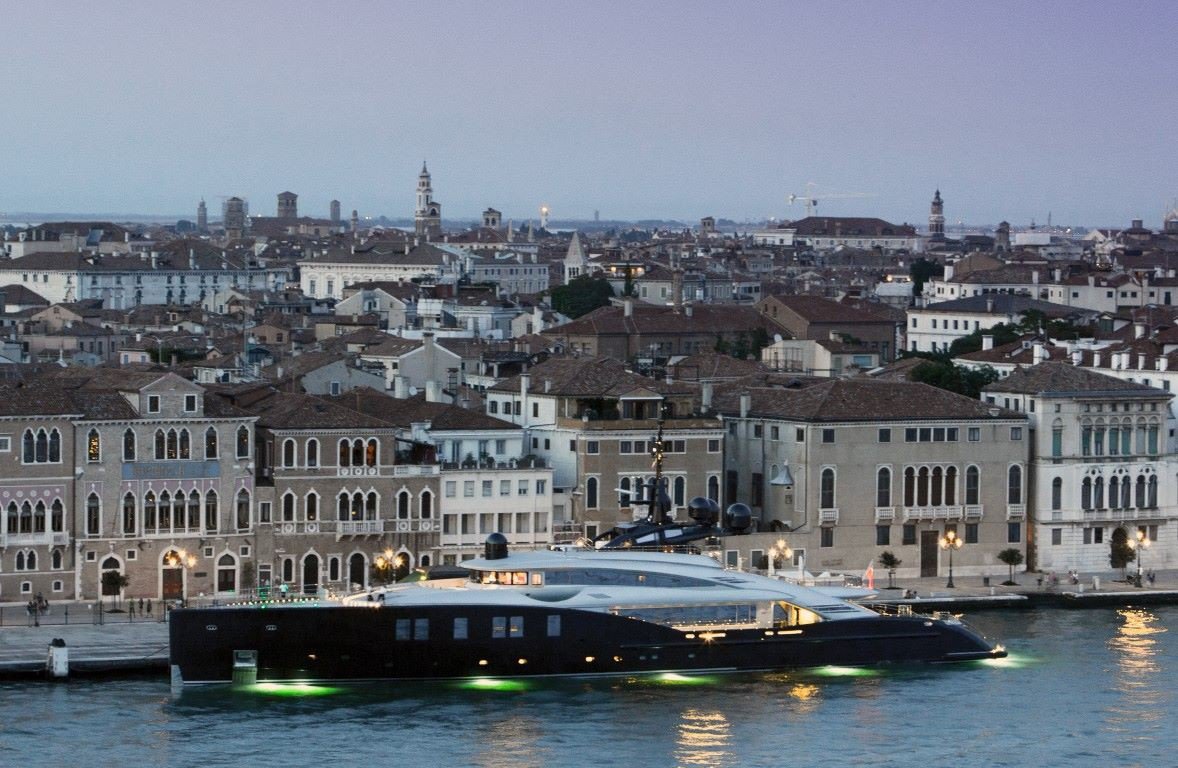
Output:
[
  {"xmin": 146, "ymin": 599, "xmax": 152, "ymax": 615},
  {"xmin": 1147, "ymin": 570, "xmax": 1156, "ymax": 587},
  {"xmin": 129, "ymin": 601, "xmax": 136, "ymax": 620},
  {"xmin": 138, "ymin": 597, "xmax": 144, "ymax": 614},
  {"xmin": 26, "ymin": 600, "xmax": 35, "ymax": 627}
]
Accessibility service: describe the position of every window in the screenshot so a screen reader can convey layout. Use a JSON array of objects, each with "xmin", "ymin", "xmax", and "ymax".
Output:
[
  {"xmin": 184, "ymin": 394, "xmax": 197, "ymax": 412},
  {"xmin": 902, "ymin": 524, "xmax": 916, "ymax": 545},
  {"xmin": 236, "ymin": 489, "xmax": 250, "ymax": 530},
  {"xmin": 205, "ymin": 427, "xmax": 217, "ymax": 459},
  {"xmin": 236, "ymin": 426, "xmax": 250, "ymax": 458},
  {"xmin": 707, "ymin": 439, "xmax": 720, "ymax": 453},
  {"xmin": 283, "ymin": 439, "xmax": 296, "ymax": 468},
  {"xmin": 586, "ymin": 441, "xmax": 599, "ymax": 455},
  {"xmin": 1010, "ymin": 427, "xmax": 1022, "ymax": 441},
  {"xmin": 966, "ymin": 466, "xmax": 979, "ymax": 506},
  {"xmin": 1007, "ymin": 522, "xmax": 1021, "ymax": 543},
  {"xmin": 876, "ymin": 467, "xmax": 891, "ymax": 508},
  {"xmin": 87, "ymin": 429, "xmax": 101, "ymax": 462},
  {"xmin": 0, "ymin": 436, "xmax": 9, "ymax": 453},
  {"xmin": 968, "ymin": 427, "xmax": 980, "ymax": 442},
  {"xmin": 86, "ymin": 494, "xmax": 100, "ymax": 536},
  {"xmin": 820, "ymin": 527, "xmax": 834, "ymax": 548},
  {"xmin": 536, "ymin": 479, "xmax": 547, "ymax": 495},
  {"xmin": 147, "ymin": 395, "xmax": 160, "ymax": 413},
  {"xmin": 1051, "ymin": 528, "xmax": 1062, "ymax": 546},
  {"xmin": 820, "ymin": 468, "xmax": 835, "ymax": 509},
  {"xmin": 1052, "ymin": 477, "xmax": 1062, "ymax": 510},
  {"xmin": 965, "ymin": 523, "xmax": 979, "ymax": 544},
  {"xmin": 1007, "ymin": 466, "xmax": 1022, "ymax": 505},
  {"xmin": 795, "ymin": 428, "xmax": 804, "ymax": 442},
  {"xmin": 445, "ymin": 481, "xmax": 456, "ymax": 497},
  {"xmin": 753, "ymin": 424, "xmax": 763, "ymax": 439},
  {"xmin": 482, "ymin": 480, "xmax": 493, "ymax": 497},
  {"xmin": 878, "ymin": 428, "xmax": 891, "ymax": 443},
  {"xmin": 876, "ymin": 525, "xmax": 890, "ymax": 546},
  {"xmin": 586, "ymin": 477, "xmax": 598, "ymax": 509},
  {"xmin": 822, "ymin": 429, "xmax": 835, "ymax": 444}
]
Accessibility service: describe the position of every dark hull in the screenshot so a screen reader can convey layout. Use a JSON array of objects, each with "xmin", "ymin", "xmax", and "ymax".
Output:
[{"xmin": 169, "ymin": 603, "xmax": 1004, "ymax": 685}]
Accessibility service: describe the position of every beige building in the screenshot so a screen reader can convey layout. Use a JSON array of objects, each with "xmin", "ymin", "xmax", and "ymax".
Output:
[{"xmin": 719, "ymin": 379, "xmax": 1029, "ymax": 581}]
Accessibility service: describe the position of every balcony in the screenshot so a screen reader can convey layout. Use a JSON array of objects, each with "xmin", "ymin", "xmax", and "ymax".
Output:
[
  {"xmin": 394, "ymin": 464, "xmax": 440, "ymax": 477},
  {"xmin": 902, "ymin": 505, "xmax": 963, "ymax": 522},
  {"xmin": 963, "ymin": 505, "xmax": 984, "ymax": 520},
  {"xmin": 874, "ymin": 507, "xmax": 895, "ymax": 523},
  {"xmin": 1006, "ymin": 504, "xmax": 1026, "ymax": 521},
  {"xmin": 818, "ymin": 508, "xmax": 839, "ymax": 525}
]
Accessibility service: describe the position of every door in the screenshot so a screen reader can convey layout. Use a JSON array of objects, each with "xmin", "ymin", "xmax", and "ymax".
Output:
[
  {"xmin": 920, "ymin": 530, "xmax": 939, "ymax": 577},
  {"xmin": 162, "ymin": 567, "xmax": 183, "ymax": 600},
  {"xmin": 302, "ymin": 554, "xmax": 320, "ymax": 595},
  {"xmin": 348, "ymin": 553, "xmax": 366, "ymax": 591}
]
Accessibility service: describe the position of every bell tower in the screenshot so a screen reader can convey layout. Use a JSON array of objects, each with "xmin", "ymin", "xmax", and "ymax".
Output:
[
  {"xmin": 414, "ymin": 162, "xmax": 442, "ymax": 240},
  {"xmin": 929, "ymin": 189, "xmax": 945, "ymax": 239}
]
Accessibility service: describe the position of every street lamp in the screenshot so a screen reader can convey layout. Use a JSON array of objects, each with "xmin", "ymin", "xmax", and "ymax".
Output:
[
  {"xmin": 374, "ymin": 548, "xmax": 405, "ymax": 585},
  {"xmin": 1128, "ymin": 529, "xmax": 1151, "ymax": 587},
  {"xmin": 767, "ymin": 538, "xmax": 793, "ymax": 578},
  {"xmin": 939, "ymin": 530, "xmax": 963, "ymax": 588}
]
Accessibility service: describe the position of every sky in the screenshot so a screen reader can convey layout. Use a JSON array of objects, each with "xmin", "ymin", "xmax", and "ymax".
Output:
[{"xmin": 2, "ymin": 1, "xmax": 1175, "ymax": 228}]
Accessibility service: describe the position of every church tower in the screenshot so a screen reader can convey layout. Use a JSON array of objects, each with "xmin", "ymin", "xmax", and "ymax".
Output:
[
  {"xmin": 929, "ymin": 189, "xmax": 945, "ymax": 238},
  {"xmin": 414, "ymin": 162, "xmax": 442, "ymax": 240},
  {"xmin": 197, "ymin": 199, "xmax": 207, "ymax": 232}
]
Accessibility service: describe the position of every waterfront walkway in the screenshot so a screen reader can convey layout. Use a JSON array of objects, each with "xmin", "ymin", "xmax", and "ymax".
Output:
[{"xmin": 1, "ymin": 568, "xmax": 1174, "ymax": 680}]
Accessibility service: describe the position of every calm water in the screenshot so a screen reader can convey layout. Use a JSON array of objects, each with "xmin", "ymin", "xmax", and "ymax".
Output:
[{"xmin": 1, "ymin": 607, "xmax": 1174, "ymax": 768}]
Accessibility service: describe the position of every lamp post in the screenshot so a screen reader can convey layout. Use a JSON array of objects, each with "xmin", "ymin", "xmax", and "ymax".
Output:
[
  {"xmin": 374, "ymin": 548, "xmax": 405, "ymax": 585},
  {"xmin": 939, "ymin": 530, "xmax": 963, "ymax": 588},
  {"xmin": 767, "ymin": 538, "xmax": 793, "ymax": 578},
  {"xmin": 164, "ymin": 548, "xmax": 199, "ymax": 606},
  {"xmin": 1128, "ymin": 529, "xmax": 1151, "ymax": 587}
]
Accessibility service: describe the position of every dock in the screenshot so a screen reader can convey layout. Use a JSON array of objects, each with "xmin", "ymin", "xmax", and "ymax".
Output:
[{"xmin": 0, "ymin": 617, "xmax": 169, "ymax": 680}]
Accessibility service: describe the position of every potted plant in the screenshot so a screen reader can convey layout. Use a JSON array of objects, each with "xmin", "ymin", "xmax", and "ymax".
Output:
[
  {"xmin": 997, "ymin": 548, "xmax": 1024, "ymax": 586},
  {"xmin": 878, "ymin": 551, "xmax": 901, "ymax": 589}
]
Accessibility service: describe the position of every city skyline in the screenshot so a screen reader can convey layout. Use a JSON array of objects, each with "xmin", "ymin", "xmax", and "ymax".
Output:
[{"xmin": 2, "ymin": 1, "xmax": 1175, "ymax": 228}]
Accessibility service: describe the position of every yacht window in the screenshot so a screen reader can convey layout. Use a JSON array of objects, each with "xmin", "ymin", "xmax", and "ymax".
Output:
[
  {"xmin": 492, "ymin": 616, "xmax": 507, "ymax": 638},
  {"xmin": 453, "ymin": 617, "xmax": 468, "ymax": 640},
  {"xmin": 395, "ymin": 619, "xmax": 411, "ymax": 640},
  {"xmin": 509, "ymin": 616, "xmax": 524, "ymax": 637},
  {"xmin": 772, "ymin": 601, "xmax": 822, "ymax": 627},
  {"xmin": 413, "ymin": 618, "xmax": 429, "ymax": 641},
  {"xmin": 512, "ymin": 572, "xmax": 527, "ymax": 585},
  {"xmin": 615, "ymin": 603, "xmax": 758, "ymax": 628},
  {"xmin": 547, "ymin": 615, "xmax": 561, "ymax": 637},
  {"xmin": 543, "ymin": 568, "xmax": 711, "ymax": 588},
  {"xmin": 530, "ymin": 573, "xmax": 543, "ymax": 586}
]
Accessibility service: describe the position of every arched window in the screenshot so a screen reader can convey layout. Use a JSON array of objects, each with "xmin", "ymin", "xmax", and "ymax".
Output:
[
  {"xmin": 1109, "ymin": 476, "xmax": 1120, "ymax": 508},
  {"xmin": 337, "ymin": 492, "xmax": 349, "ymax": 521},
  {"xmin": 282, "ymin": 493, "xmax": 296, "ymax": 522},
  {"xmin": 420, "ymin": 490, "xmax": 432, "ymax": 519},
  {"xmin": 282, "ymin": 558, "xmax": 294, "ymax": 583},
  {"xmin": 1007, "ymin": 466, "xmax": 1022, "ymax": 505},
  {"xmin": 204, "ymin": 490, "xmax": 218, "ymax": 533},
  {"xmin": 123, "ymin": 493, "xmax": 136, "ymax": 534},
  {"xmin": 158, "ymin": 490, "xmax": 172, "ymax": 531},
  {"xmin": 1051, "ymin": 478, "xmax": 1062, "ymax": 510},
  {"xmin": 87, "ymin": 429, "xmax": 101, "ymax": 462},
  {"xmin": 1121, "ymin": 475, "xmax": 1131, "ymax": 508},
  {"xmin": 586, "ymin": 477, "xmax": 598, "ymax": 509},
  {"xmin": 236, "ymin": 426, "xmax": 250, "ymax": 459},
  {"xmin": 35, "ymin": 429, "xmax": 48, "ymax": 463},
  {"xmin": 48, "ymin": 429, "xmax": 60, "ymax": 462},
  {"xmin": 235, "ymin": 489, "xmax": 250, "ymax": 530},
  {"xmin": 124, "ymin": 429, "xmax": 136, "ymax": 461},
  {"xmin": 707, "ymin": 475, "xmax": 719, "ymax": 502},
  {"xmin": 917, "ymin": 467, "xmax": 929, "ymax": 507},
  {"xmin": 1136, "ymin": 475, "xmax": 1147, "ymax": 508},
  {"xmin": 205, "ymin": 427, "xmax": 218, "ymax": 459},
  {"xmin": 351, "ymin": 492, "xmax": 364, "ymax": 519},
  {"xmin": 144, "ymin": 491, "xmax": 157, "ymax": 533},
  {"xmin": 945, "ymin": 466, "xmax": 958, "ymax": 505},
  {"xmin": 398, "ymin": 491, "xmax": 410, "ymax": 519},
  {"xmin": 876, "ymin": 467, "xmax": 891, "ymax": 508},
  {"xmin": 283, "ymin": 439, "xmax": 296, "ymax": 468},
  {"xmin": 1081, "ymin": 477, "xmax": 1092, "ymax": 510},
  {"xmin": 904, "ymin": 467, "xmax": 915, "ymax": 507},
  {"xmin": 965, "ymin": 466, "xmax": 980, "ymax": 506},
  {"xmin": 619, "ymin": 477, "xmax": 632, "ymax": 507},
  {"xmin": 1109, "ymin": 425, "xmax": 1120, "ymax": 456},
  {"xmin": 1148, "ymin": 475, "xmax": 1158, "ymax": 508},
  {"xmin": 366, "ymin": 492, "xmax": 378, "ymax": 520},
  {"xmin": 154, "ymin": 429, "xmax": 166, "ymax": 460},
  {"xmin": 216, "ymin": 553, "xmax": 237, "ymax": 594},
  {"xmin": 33, "ymin": 501, "xmax": 46, "ymax": 533},
  {"xmin": 5, "ymin": 502, "xmax": 15, "ymax": 535},
  {"xmin": 51, "ymin": 549, "xmax": 62, "ymax": 570},
  {"xmin": 26, "ymin": 551, "xmax": 37, "ymax": 571},
  {"xmin": 305, "ymin": 492, "xmax": 319, "ymax": 522},
  {"xmin": 16, "ymin": 551, "xmax": 25, "ymax": 570},
  {"xmin": 673, "ymin": 476, "xmax": 686, "ymax": 507},
  {"xmin": 187, "ymin": 492, "xmax": 199, "ymax": 532},
  {"xmin": 179, "ymin": 429, "xmax": 190, "ymax": 460},
  {"xmin": 166, "ymin": 429, "xmax": 179, "ymax": 460},
  {"xmin": 51, "ymin": 498, "xmax": 64, "ymax": 532},
  {"xmin": 306, "ymin": 439, "xmax": 319, "ymax": 468},
  {"xmin": 338, "ymin": 439, "xmax": 350, "ymax": 467},
  {"xmin": 22, "ymin": 430, "xmax": 34, "ymax": 463},
  {"xmin": 366, "ymin": 439, "xmax": 378, "ymax": 467},
  {"xmin": 1094, "ymin": 477, "xmax": 1104, "ymax": 509},
  {"xmin": 820, "ymin": 468, "xmax": 835, "ymax": 509},
  {"xmin": 351, "ymin": 439, "xmax": 364, "ymax": 467},
  {"xmin": 931, "ymin": 467, "xmax": 944, "ymax": 506},
  {"xmin": 87, "ymin": 494, "xmax": 100, "ymax": 536}
]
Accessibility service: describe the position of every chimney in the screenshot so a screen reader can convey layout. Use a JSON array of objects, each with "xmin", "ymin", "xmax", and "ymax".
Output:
[
  {"xmin": 425, "ymin": 380, "xmax": 441, "ymax": 402},
  {"xmin": 150, "ymin": 251, "xmax": 158, "ymax": 270},
  {"xmin": 623, "ymin": 299, "xmax": 633, "ymax": 317},
  {"xmin": 1134, "ymin": 322, "xmax": 1146, "ymax": 339},
  {"xmin": 1138, "ymin": 353, "xmax": 1147, "ymax": 370},
  {"xmin": 1032, "ymin": 270, "xmax": 1039, "ymax": 285},
  {"xmin": 1093, "ymin": 351, "xmax": 1102, "ymax": 368},
  {"xmin": 393, "ymin": 375, "xmax": 408, "ymax": 399},
  {"xmin": 1033, "ymin": 342, "xmax": 1045, "ymax": 365},
  {"xmin": 1160, "ymin": 356, "xmax": 1170, "ymax": 372},
  {"xmin": 543, "ymin": 378, "xmax": 551, "ymax": 393},
  {"xmin": 985, "ymin": 297, "xmax": 994, "ymax": 313},
  {"xmin": 685, "ymin": 305, "xmax": 693, "ymax": 318},
  {"xmin": 982, "ymin": 335, "xmax": 994, "ymax": 351},
  {"xmin": 700, "ymin": 380, "xmax": 714, "ymax": 414},
  {"xmin": 189, "ymin": 248, "xmax": 196, "ymax": 270},
  {"xmin": 1054, "ymin": 268, "xmax": 1062, "ymax": 283},
  {"xmin": 520, "ymin": 372, "xmax": 530, "ymax": 415},
  {"xmin": 1071, "ymin": 349, "xmax": 1082, "ymax": 366},
  {"xmin": 739, "ymin": 392, "xmax": 751, "ymax": 419},
  {"xmin": 532, "ymin": 305, "xmax": 544, "ymax": 333},
  {"xmin": 672, "ymin": 268, "xmax": 683, "ymax": 311}
]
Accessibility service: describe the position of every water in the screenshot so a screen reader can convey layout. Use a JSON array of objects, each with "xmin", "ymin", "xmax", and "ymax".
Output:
[{"xmin": 1, "ymin": 607, "xmax": 1174, "ymax": 768}]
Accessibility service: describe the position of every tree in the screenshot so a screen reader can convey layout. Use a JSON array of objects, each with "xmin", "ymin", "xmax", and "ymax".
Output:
[
  {"xmin": 909, "ymin": 257, "xmax": 943, "ymax": 297},
  {"xmin": 910, "ymin": 359, "xmax": 1000, "ymax": 399},
  {"xmin": 997, "ymin": 548, "xmax": 1024, "ymax": 585},
  {"xmin": 549, "ymin": 276, "xmax": 615, "ymax": 318},
  {"xmin": 878, "ymin": 551, "xmax": 902, "ymax": 589},
  {"xmin": 1109, "ymin": 527, "xmax": 1136, "ymax": 578},
  {"xmin": 101, "ymin": 570, "xmax": 130, "ymax": 609}
]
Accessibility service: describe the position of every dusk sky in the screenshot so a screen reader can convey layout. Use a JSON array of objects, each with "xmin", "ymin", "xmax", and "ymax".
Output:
[{"xmin": 3, "ymin": 1, "xmax": 1175, "ymax": 228}]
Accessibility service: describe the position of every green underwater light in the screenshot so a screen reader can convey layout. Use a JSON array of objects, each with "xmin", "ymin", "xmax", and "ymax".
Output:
[
  {"xmin": 461, "ymin": 677, "xmax": 531, "ymax": 692},
  {"xmin": 811, "ymin": 665, "xmax": 880, "ymax": 678},
  {"xmin": 652, "ymin": 672, "xmax": 717, "ymax": 685},
  {"xmin": 978, "ymin": 651, "xmax": 1033, "ymax": 669},
  {"xmin": 247, "ymin": 682, "xmax": 342, "ymax": 697}
]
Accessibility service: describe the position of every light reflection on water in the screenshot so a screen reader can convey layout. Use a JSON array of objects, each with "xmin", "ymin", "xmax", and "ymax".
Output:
[{"xmin": 7, "ymin": 608, "xmax": 1178, "ymax": 768}]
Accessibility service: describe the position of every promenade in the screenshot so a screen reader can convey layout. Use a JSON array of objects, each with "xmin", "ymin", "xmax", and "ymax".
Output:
[{"xmin": 1, "ymin": 567, "xmax": 1175, "ymax": 680}]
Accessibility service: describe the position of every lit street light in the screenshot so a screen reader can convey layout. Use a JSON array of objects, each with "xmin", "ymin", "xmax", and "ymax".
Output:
[
  {"xmin": 767, "ymin": 538, "xmax": 792, "ymax": 578},
  {"xmin": 939, "ymin": 530, "xmax": 963, "ymax": 588},
  {"xmin": 1128, "ymin": 529, "xmax": 1151, "ymax": 588},
  {"xmin": 374, "ymin": 548, "xmax": 406, "ymax": 585}
]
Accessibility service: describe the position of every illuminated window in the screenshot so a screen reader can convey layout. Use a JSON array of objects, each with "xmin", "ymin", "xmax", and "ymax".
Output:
[{"xmin": 87, "ymin": 429, "xmax": 101, "ymax": 462}]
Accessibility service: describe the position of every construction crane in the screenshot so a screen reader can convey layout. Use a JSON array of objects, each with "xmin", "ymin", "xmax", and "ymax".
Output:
[{"xmin": 787, "ymin": 183, "xmax": 875, "ymax": 218}]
